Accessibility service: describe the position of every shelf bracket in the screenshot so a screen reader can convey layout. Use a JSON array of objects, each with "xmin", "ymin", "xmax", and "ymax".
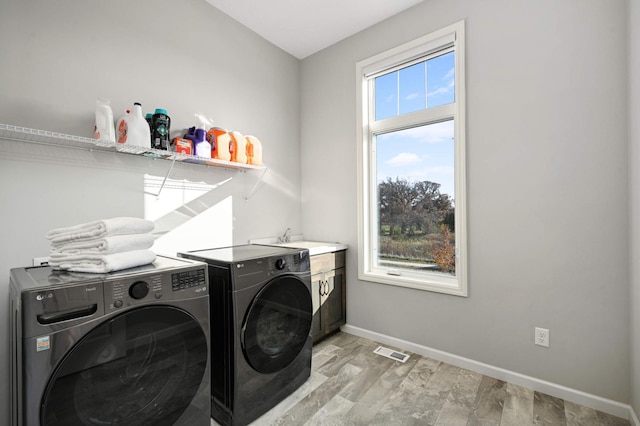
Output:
[
  {"xmin": 153, "ymin": 154, "xmax": 178, "ymax": 198},
  {"xmin": 245, "ymin": 167, "xmax": 268, "ymax": 202}
]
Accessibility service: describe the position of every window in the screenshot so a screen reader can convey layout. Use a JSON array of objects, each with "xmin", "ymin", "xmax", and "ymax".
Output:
[{"xmin": 356, "ymin": 21, "xmax": 467, "ymax": 296}]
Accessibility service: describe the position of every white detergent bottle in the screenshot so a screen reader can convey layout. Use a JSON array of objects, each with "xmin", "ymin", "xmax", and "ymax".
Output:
[
  {"xmin": 116, "ymin": 109, "xmax": 131, "ymax": 149},
  {"xmin": 94, "ymin": 99, "xmax": 115, "ymax": 143},
  {"xmin": 117, "ymin": 103, "xmax": 151, "ymax": 149}
]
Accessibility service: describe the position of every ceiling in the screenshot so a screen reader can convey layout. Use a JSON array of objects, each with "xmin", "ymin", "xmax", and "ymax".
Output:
[{"xmin": 204, "ymin": 0, "xmax": 425, "ymax": 59}]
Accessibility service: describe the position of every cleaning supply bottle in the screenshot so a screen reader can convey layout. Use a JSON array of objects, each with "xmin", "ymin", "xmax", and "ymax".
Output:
[
  {"xmin": 193, "ymin": 128, "xmax": 211, "ymax": 158},
  {"xmin": 94, "ymin": 99, "xmax": 115, "ymax": 143},
  {"xmin": 209, "ymin": 127, "xmax": 231, "ymax": 161},
  {"xmin": 151, "ymin": 108, "xmax": 170, "ymax": 150},
  {"xmin": 145, "ymin": 113, "xmax": 153, "ymax": 146},
  {"xmin": 229, "ymin": 131, "xmax": 247, "ymax": 164},
  {"xmin": 183, "ymin": 127, "xmax": 196, "ymax": 143},
  {"xmin": 171, "ymin": 137, "xmax": 192, "ymax": 155},
  {"xmin": 116, "ymin": 109, "xmax": 131, "ymax": 145},
  {"xmin": 245, "ymin": 135, "xmax": 263, "ymax": 166},
  {"xmin": 116, "ymin": 103, "xmax": 150, "ymax": 149}
]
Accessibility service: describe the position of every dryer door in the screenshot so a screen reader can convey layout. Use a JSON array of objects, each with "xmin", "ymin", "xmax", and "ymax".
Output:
[
  {"xmin": 41, "ymin": 305, "xmax": 207, "ymax": 426},
  {"xmin": 241, "ymin": 275, "xmax": 312, "ymax": 374}
]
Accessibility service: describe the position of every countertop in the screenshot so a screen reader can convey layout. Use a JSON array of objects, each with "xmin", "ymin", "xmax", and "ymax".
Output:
[{"xmin": 248, "ymin": 236, "xmax": 348, "ymax": 256}]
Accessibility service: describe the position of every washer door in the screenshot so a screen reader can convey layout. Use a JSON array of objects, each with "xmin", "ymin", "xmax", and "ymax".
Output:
[
  {"xmin": 241, "ymin": 275, "xmax": 312, "ymax": 374},
  {"xmin": 41, "ymin": 305, "xmax": 208, "ymax": 426}
]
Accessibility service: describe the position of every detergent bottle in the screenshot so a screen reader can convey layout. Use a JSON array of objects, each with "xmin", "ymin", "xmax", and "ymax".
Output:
[
  {"xmin": 229, "ymin": 131, "xmax": 247, "ymax": 164},
  {"xmin": 151, "ymin": 108, "xmax": 171, "ymax": 150},
  {"xmin": 116, "ymin": 103, "xmax": 150, "ymax": 149},
  {"xmin": 116, "ymin": 109, "xmax": 131, "ymax": 146},
  {"xmin": 94, "ymin": 99, "xmax": 115, "ymax": 143},
  {"xmin": 245, "ymin": 135, "xmax": 263, "ymax": 166},
  {"xmin": 193, "ymin": 128, "xmax": 211, "ymax": 158},
  {"xmin": 209, "ymin": 127, "xmax": 231, "ymax": 161}
]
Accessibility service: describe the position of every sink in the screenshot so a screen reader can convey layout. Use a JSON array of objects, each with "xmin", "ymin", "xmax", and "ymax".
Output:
[{"xmin": 275, "ymin": 240, "xmax": 348, "ymax": 256}]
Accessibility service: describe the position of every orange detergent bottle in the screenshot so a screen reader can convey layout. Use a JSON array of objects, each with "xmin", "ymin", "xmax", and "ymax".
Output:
[
  {"xmin": 245, "ymin": 135, "xmax": 263, "ymax": 166},
  {"xmin": 229, "ymin": 131, "xmax": 247, "ymax": 164},
  {"xmin": 208, "ymin": 127, "xmax": 231, "ymax": 161}
]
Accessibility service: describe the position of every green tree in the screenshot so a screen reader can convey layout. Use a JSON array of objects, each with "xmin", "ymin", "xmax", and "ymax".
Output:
[{"xmin": 378, "ymin": 177, "xmax": 453, "ymax": 237}]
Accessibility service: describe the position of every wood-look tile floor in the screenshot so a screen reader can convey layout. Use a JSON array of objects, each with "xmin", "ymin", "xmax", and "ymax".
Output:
[{"xmin": 216, "ymin": 331, "xmax": 631, "ymax": 426}]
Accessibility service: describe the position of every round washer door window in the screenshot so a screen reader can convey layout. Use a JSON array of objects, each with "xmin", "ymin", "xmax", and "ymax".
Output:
[
  {"xmin": 242, "ymin": 276, "xmax": 312, "ymax": 374},
  {"xmin": 41, "ymin": 306, "xmax": 208, "ymax": 426}
]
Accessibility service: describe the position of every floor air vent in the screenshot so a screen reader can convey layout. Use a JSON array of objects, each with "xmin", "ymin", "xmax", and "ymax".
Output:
[{"xmin": 373, "ymin": 346, "xmax": 410, "ymax": 362}]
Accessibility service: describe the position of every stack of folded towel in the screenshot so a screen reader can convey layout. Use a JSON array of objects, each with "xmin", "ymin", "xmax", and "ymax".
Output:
[{"xmin": 46, "ymin": 217, "xmax": 156, "ymax": 273}]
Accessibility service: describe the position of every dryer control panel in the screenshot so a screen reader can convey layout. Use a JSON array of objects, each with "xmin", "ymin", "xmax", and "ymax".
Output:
[{"xmin": 104, "ymin": 266, "xmax": 208, "ymax": 313}]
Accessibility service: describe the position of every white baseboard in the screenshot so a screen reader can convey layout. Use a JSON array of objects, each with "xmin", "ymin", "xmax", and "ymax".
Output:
[{"xmin": 341, "ymin": 324, "xmax": 638, "ymax": 424}]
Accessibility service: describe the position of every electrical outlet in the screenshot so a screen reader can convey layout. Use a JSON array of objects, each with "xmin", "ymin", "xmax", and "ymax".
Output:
[
  {"xmin": 32, "ymin": 257, "xmax": 49, "ymax": 266},
  {"xmin": 535, "ymin": 327, "xmax": 549, "ymax": 347}
]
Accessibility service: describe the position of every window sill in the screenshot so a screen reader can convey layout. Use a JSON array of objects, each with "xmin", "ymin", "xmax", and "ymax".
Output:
[{"xmin": 358, "ymin": 269, "xmax": 468, "ymax": 297}]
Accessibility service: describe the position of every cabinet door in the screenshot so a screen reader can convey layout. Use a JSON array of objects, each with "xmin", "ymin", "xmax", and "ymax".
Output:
[
  {"xmin": 321, "ymin": 267, "xmax": 346, "ymax": 334},
  {"xmin": 310, "ymin": 273, "xmax": 323, "ymax": 340}
]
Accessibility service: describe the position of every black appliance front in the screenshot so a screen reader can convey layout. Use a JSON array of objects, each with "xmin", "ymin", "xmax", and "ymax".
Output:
[
  {"xmin": 179, "ymin": 245, "xmax": 313, "ymax": 426},
  {"xmin": 10, "ymin": 256, "xmax": 211, "ymax": 426}
]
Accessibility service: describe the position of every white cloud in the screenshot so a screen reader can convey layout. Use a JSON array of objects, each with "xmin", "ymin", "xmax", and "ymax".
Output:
[
  {"xmin": 427, "ymin": 69, "xmax": 454, "ymax": 98},
  {"xmin": 407, "ymin": 167, "xmax": 455, "ymax": 195},
  {"xmin": 404, "ymin": 92, "xmax": 420, "ymax": 101},
  {"xmin": 387, "ymin": 120, "xmax": 454, "ymax": 144},
  {"xmin": 443, "ymin": 67, "xmax": 454, "ymax": 81},
  {"xmin": 386, "ymin": 152, "xmax": 422, "ymax": 167},
  {"xmin": 427, "ymin": 87, "xmax": 449, "ymax": 97}
]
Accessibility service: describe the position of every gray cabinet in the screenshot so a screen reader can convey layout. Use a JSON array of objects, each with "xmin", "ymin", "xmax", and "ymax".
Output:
[{"xmin": 310, "ymin": 250, "xmax": 346, "ymax": 343}]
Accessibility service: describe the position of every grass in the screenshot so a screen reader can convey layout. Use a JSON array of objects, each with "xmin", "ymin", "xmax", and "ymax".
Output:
[{"xmin": 378, "ymin": 229, "xmax": 455, "ymax": 274}]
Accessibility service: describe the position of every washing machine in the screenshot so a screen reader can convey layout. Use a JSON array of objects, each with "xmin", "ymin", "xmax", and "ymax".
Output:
[
  {"xmin": 10, "ymin": 255, "xmax": 211, "ymax": 426},
  {"xmin": 178, "ymin": 244, "xmax": 312, "ymax": 426}
]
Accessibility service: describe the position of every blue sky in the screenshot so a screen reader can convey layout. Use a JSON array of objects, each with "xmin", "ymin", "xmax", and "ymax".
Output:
[{"xmin": 374, "ymin": 52, "xmax": 455, "ymax": 198}]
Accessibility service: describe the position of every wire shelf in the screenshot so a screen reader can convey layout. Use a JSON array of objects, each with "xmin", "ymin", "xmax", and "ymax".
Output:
[
  {"xmin": 0, "ymin": 123, "xmax": 266, "ymax": 171},
  {"xmin": 0, "ymin": 123, "xmax": 268, "ymax": 198}
]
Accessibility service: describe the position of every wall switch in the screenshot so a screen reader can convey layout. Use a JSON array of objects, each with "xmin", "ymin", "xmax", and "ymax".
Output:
[
  {"xmin": 535, "ymin": 327, "xmax": 550, "ymax": 347},
  {"xmin": 32, "ymin": 257, "xmax": 49, "ymax": 266}
]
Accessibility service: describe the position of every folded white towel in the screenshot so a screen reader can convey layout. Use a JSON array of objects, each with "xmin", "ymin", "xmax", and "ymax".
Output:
[
  {"xmin": 50, "ymin": 234, "xmax": 155, "ymax": 256},
  {"xmin": 48, "ymin": 250, "xmax": 157, "ymax": 273},
  {"xmin": 47, "ymin": 217, "xmax": 154, "ymax": 245}
]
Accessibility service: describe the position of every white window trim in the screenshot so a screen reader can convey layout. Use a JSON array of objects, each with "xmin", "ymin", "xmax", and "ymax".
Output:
[{"xmin": 356, "ymin": 20, "xmax": 467, "ymax": 297}]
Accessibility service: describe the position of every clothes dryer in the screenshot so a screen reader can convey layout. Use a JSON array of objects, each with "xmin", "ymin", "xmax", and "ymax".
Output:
[
  {"xmin": 179, "ymin": 244, "xmax": 312, "ymax": 426},
  {"xmin": 10, "ymin": 255, "xmax": 210, "ymax": 426}
]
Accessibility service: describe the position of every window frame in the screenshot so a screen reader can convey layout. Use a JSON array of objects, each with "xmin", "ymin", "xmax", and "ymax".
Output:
[{"xmin": 356, "ymin": 21, "xmax": 467, "ymax": 297}]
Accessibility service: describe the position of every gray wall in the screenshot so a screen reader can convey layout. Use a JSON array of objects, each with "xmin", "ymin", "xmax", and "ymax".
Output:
[
  {"xmin": 300, "ymin": 0, "xmax": 630, "ymax": 403},
  {"xmin": 1, "ymin": 0, "xmax": 637, "ymax": 421},
  {"xmin": 0, "ymin": 0, "xmax": 301, "ymax": 422},
  {"xmin": 630, "ymin": 0, "xmax": 640, "ymax": 417}
]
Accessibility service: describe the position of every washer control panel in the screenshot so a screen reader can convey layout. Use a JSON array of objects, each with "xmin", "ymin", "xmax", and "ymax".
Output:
[
  {"xmin": 233, "ymin": 250, "xmax": 310, "ymax": 281},
  {"xmin": 172, "ymin": 268, "xmax": 206, "ymax": 291},
  {"xmin": 268, "ymin": 250, "xmax": 309, "ymax": 274}
]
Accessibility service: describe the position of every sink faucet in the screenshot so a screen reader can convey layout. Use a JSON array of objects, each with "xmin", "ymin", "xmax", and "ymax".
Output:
[{"xmin": 278, "ymin": 228, "xmax": 291, "ymax": 243}]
